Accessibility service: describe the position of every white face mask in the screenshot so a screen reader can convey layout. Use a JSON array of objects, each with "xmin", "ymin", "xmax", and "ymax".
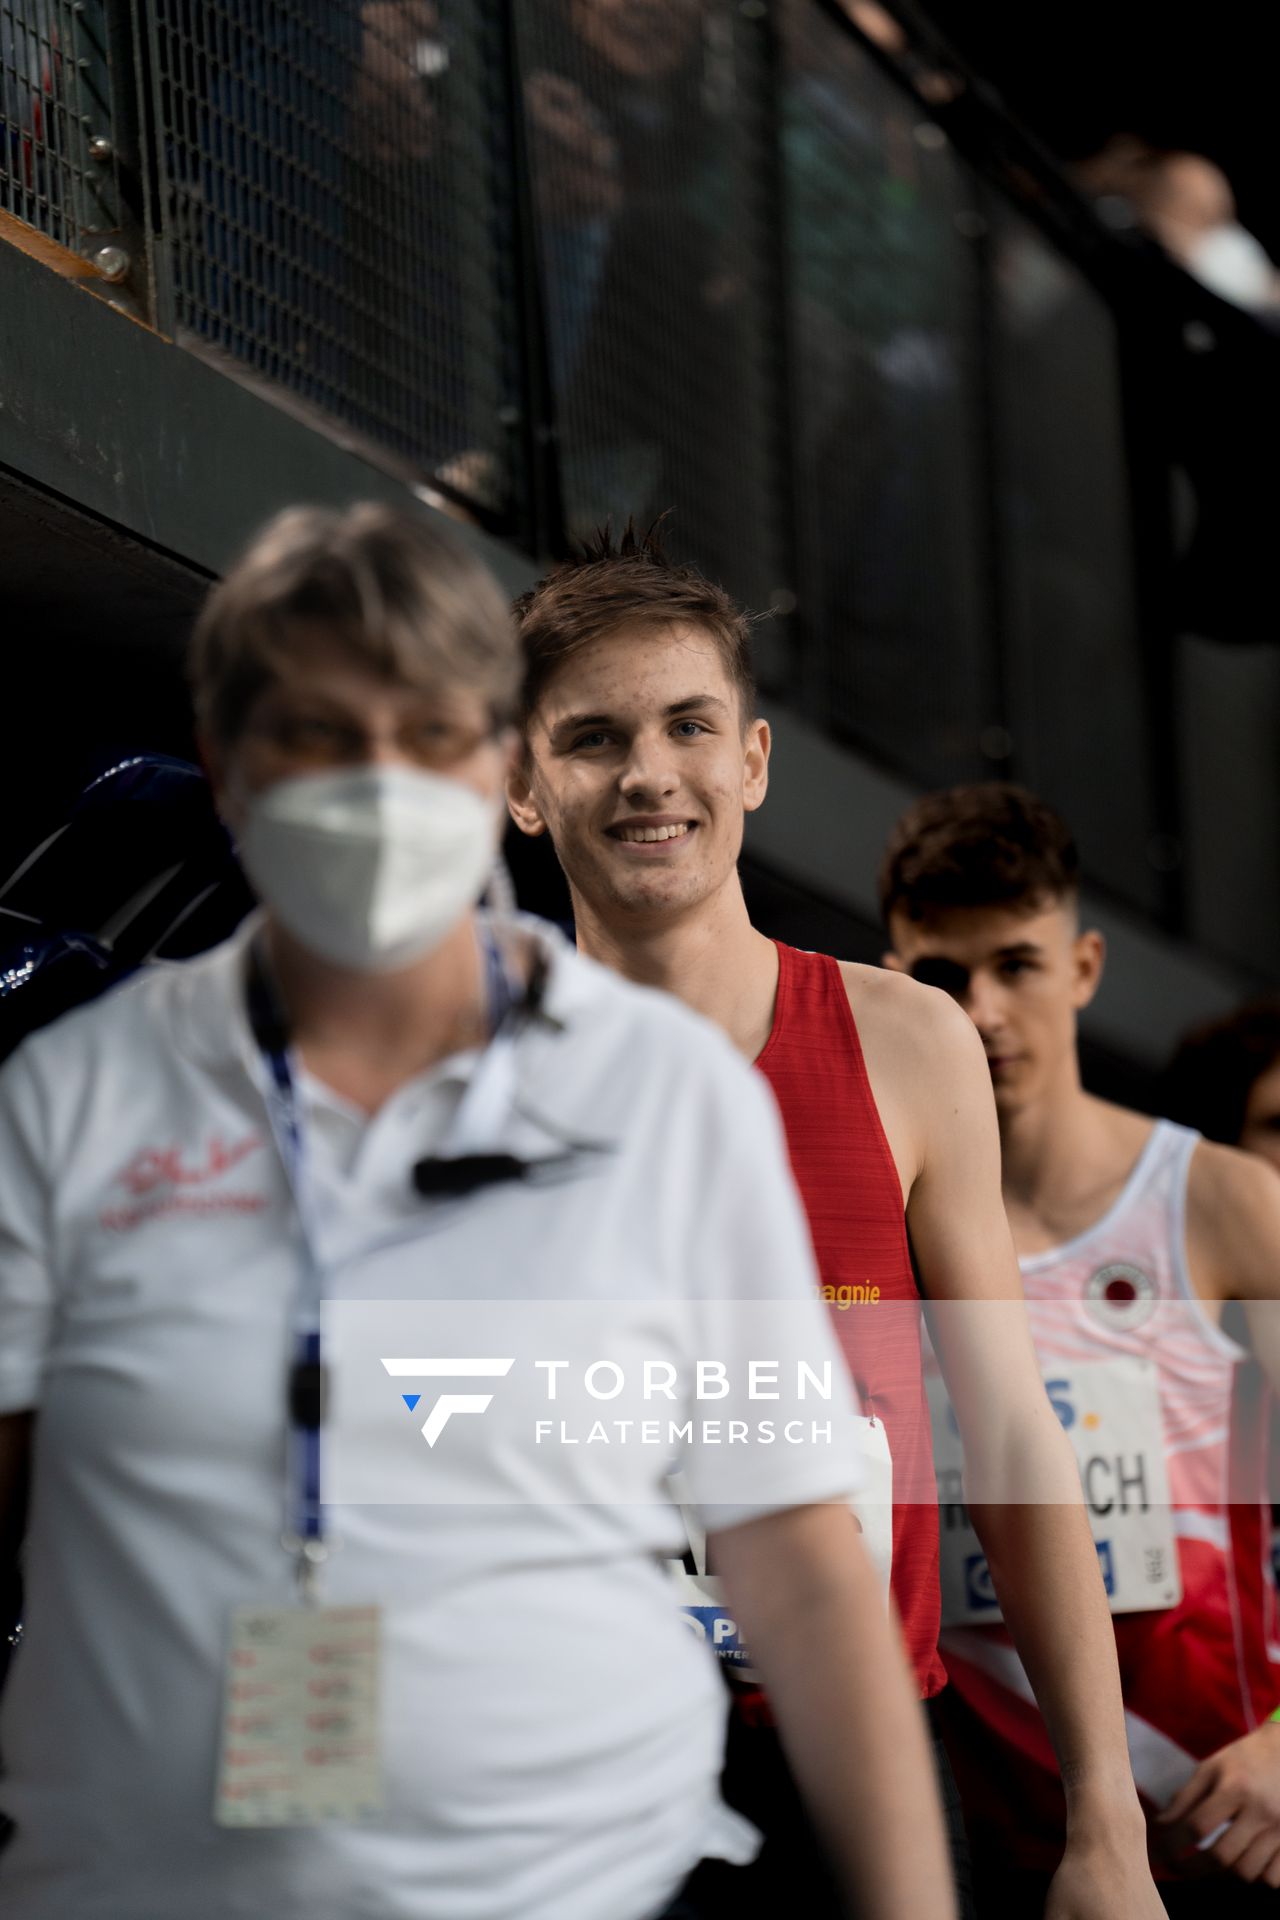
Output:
[
  {"xmin": 238, "ymin": 765, "xmax": 499, "ymax": 972},
  {"xmin": 1188, "ymin": 223, "xmax": 1276, "ymax": 311}
]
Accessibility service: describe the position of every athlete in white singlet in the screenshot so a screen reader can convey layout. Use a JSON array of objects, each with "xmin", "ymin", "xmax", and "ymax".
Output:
[{"xmin": 882, "ymin": 783, "xmax": 1280, "ymax": 1912}]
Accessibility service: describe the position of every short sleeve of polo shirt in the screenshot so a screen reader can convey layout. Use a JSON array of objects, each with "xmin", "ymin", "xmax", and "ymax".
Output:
[
  {"xmin": 677, "ymin": 1051, "xmax": 864, "ymax": 1533},
  {"xmin": 0, "ymin": 1047, "xmax": 54, "ymax": 1413}
]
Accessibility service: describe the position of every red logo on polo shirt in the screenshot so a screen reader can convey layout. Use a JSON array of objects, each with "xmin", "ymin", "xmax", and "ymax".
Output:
[
  {"xmin": 100, "ymin": 1133, "xmax": 268, "ymax": 1231},
  {"xmin": 118, "ymin": 1134, "xmax": 263, "ymax": 1197}
]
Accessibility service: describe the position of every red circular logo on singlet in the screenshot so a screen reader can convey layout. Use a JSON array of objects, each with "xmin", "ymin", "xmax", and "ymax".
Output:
[{"xmin": 1084, "ymin": 1262, "xmax": 1157, "ymax": 1329}]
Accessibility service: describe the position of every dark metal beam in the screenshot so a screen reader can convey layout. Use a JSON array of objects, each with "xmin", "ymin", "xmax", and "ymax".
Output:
[{"xmin": 0, "ymin": 241, "xmax": 535, "ymax": 597}]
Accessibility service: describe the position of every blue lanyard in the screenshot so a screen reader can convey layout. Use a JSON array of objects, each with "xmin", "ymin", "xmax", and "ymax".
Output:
[
  {"xmin": 247, "ymin": 926, "xmax": 523, "ymax": 1595},
  {"xmin": 254, "ymin": 1023, "xmax": 328, "ymax": 1589}
]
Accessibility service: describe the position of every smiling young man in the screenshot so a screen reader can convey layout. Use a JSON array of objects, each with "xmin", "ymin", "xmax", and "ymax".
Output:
[
  {"xmin": 880, "ymin": 781, "xmax": 1280, "ymax": 1913},
  {"xmin": 508, "ymin": 528, "xmax": 1164, "ymax": 1919}
]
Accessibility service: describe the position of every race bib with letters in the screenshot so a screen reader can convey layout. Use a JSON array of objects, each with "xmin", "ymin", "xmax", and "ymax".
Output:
[
  {"xmin": 667, "ymin": 1415, "xmax": 893, "ymax": 1673},
  {"xmin": 928, "ymin": 1359, "xmax": 1181, "ymax": 1624}
]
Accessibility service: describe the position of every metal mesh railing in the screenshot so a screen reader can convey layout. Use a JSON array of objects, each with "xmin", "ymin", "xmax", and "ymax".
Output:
[
  {"xmin": 513, "ymin": 0, "xmax": 792, "ymax": 619},
  {"xmin": 2, "ymin": 0, "xmax": 126, "ymax": 262},
  {"xmin": 137, "ymin": 0, "xmax": 519, "ymax": 515},
  {"xmin": 780, "ymin": 0, "xmax": 993, "ymax": 782},
  {"xmin": 0, "ymin": 2, "xmax": 1176, "ymax": 933},
  {"xmin": 989, "ymin": 202, "xmax": 1157, "ymax": 910}
]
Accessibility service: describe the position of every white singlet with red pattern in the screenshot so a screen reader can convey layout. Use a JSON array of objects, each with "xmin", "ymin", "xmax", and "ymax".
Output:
[{"xmin": 940, "ymin": 1120, "xmax": 1280, "ymax": 1871}]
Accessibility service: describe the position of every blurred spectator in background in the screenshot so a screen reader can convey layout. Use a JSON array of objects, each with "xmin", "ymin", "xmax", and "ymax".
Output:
[
  {"xmin": 345, "ymin": 0, "xmax": 490, "ymax": 494},
  {"xmin": 162, "ymin": 1, "xmax": 492, "ymax": 494},
  {"xmin": 783, "ymin": 0, "xmax": 978, "ymax": 780},
  {"xmin": 350, "ymin": 0, "xmax": 447, "ymax": 166},
  {"xmin": 1072, "ymin": 134, "xmax": 1280, "ymax": 646},
  {"xmin": 522, "ymin": 0, "xmax": 767, "ymax": 585},
  {"xmin": 1078, "ymin": 136, "xmax": 1280, "ymax": 319},
  {"xmin": 525, "ymin": 0, "xmax": 708, "ymax": 406},
  {"xmin": 1167, "ymin": 1000, "xmax": 1280, "ymax": 1172},
  {"xmin": 1, "ymin": 3, "xmax": 65, "ymax": 231},
  {"xmin": 523, "ymin": 61, "xmax": 621, "ymax": 397},
  {"xmin": 162, "ymin": 1, "xmax": 355, "ymax": 400}
]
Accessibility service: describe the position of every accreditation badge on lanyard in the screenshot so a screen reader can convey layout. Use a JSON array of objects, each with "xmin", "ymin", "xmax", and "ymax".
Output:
[
  {"xmin": 213, "ymin": 941, "xmax": 387, "ymax": 1826},
  {"xmin": 214, "ymin": 1603, "xmax": 383, "ymax": 1826},
  {"xmin": 212, "ymin": 930, "xmax": 529, "ymax": 1825}
]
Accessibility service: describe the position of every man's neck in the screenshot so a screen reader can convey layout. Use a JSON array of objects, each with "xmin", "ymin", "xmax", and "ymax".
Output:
[
  {"xmin": 998, "ymin": 1064, "xmax": 1160, "ymax": 1262},
  {"xmin": 997, "ymin": 1062, "xmax": 1109, "ymax": 1209},
  {"xmin": 264, "ymin": 913, "xmax": 489, "ymax": 1081},
  {"xmin": 573, "ymin": 881, "xmax": 778, "ymax": 1060}
]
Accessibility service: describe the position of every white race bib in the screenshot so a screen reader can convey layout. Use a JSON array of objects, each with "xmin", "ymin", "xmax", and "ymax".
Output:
[
  {"xmin": 928, "ymin": 1358, "xmax": 1182, "ymax": 1625},
  {"xmin": 666, "ymin": 1497, "xmax": 759, "ymax": 1679},
  {"xmin": 215, "ymin": 1603, "xmax": 383, "ymax": 1826},
  {"xmin": 666, "ymin": 1416, "xmax": 894, "ymax": 1676}
]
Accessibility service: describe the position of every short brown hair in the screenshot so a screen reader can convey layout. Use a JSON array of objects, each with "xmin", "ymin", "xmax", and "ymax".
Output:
[
  {"xmin": 879, "ymin": 782, "xmax": 1080, "ymax": 926},
  {"xmin": 190, "ymin": 502, "xmax": 519, "ymax": 746},
  {"xmin": 513, "ymin": 520, "xmax": 756, "ymax": 726}
]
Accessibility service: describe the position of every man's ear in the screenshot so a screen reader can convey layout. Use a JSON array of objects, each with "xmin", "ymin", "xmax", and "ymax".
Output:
[
  {"xmin": 506, "ymin": 751, "xmax": 548, "ymax": 839},
  {"xmin": 742, "ymin": 717, "xmax": 771, "ymax": 814},
  {"xmin": 1071, "ymin": 927, "xmax": 1106, "ymax": 1011}
]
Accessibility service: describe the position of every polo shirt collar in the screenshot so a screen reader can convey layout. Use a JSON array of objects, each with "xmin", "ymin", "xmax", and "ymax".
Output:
[{"xmin": 165, "ymin": 907, "xmax": 597, "ymax": 1086}]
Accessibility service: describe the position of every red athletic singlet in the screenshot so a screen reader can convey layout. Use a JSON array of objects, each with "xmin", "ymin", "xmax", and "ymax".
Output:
[{"xmin": 756, "ymin": 942, "xmax": 946, "ymax": 1699}]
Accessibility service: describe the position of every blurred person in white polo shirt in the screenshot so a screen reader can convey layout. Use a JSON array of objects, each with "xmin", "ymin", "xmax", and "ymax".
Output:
[{"xmin": 0, "ymin": 502, "xmax": 953, "ymax": 1920}]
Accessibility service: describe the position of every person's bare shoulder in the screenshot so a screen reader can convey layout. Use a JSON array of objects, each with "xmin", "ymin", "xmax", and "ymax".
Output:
[
  {"xmin": 1186, "ymin": 1136, "xmax": 1280, "ymax": 1226},
  {"xmin": 833, "ymin": 962, "xmax": 992, "ymax": 1187},
  {"xmin": 1186, "ymin": 1135, "xmax": 1280, "ymax": 1300},
  {"xmin": 834, "ymin": 960, "xmax": 988, "ymax": 1084}
]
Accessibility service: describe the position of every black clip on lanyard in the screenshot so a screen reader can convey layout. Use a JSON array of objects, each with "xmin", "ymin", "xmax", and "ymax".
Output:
[{"xmin": 405, "ymin": 942, "xmax": 614, "ymax": 1195}]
